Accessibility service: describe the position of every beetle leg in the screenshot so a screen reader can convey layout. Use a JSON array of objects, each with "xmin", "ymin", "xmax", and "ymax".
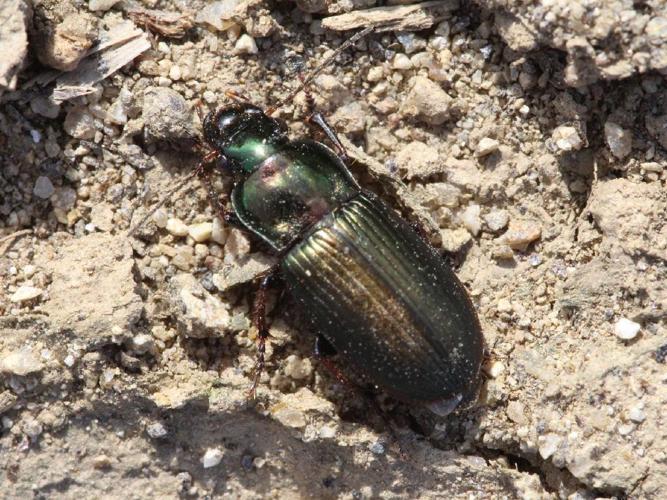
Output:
[
  {"xmin": 248, "ymin": 271, "xmax": 277, "ymax": 398},
  {"xmin": 196, "ymin": 157, "xmax": 243, "ymax": 227},
  {"xmin": 314, "ymin": 335, "xmax": 351, "ymax": 386}
]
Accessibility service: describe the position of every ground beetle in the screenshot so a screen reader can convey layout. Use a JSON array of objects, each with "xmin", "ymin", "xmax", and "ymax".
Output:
[{"xmin": 157, "ymin": 29, "xmax": 485, "ymax": 416}]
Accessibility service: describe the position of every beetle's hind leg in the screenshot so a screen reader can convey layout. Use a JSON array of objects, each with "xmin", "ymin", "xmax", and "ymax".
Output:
[{"xmin": 248, "ymin": 270, "xmax": 278, "ymax": 398}]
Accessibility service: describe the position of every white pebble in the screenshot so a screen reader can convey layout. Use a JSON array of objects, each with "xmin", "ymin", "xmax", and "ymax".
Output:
[
  {"xmin": 476, "ymin": 137, "xmax": 499, "ymax": 156},
  {"xmin": 188, "ymin": 222, "xmax": 213, "ymax": 243},
  {"xmin": 628, "ymin": 405, "xmax": 646, "ymax": 423},
  {"xmin": 538, "ymin": 433, "xmax": 561, "ymax": 459},
  {"xmin": 460, "ymin": 204, "xmax": 482, "ymax": 236},
  {"xmin": 614, "ymin": 317, "xmax": 640, "ymax": 340},
  {"xmin": 488, "ymin": 360, "xmax": 505, "ymax": 378},
  {"xmin": 234, "ymin": 34, "xmax": 258, "ymax": 55},
  {"xmin": 147, "ymin": 422, "xmax": 168, "ymax": 438},
  {"xmin": 392, "ymin": 54, "xmax": 413, "ymax": 70},
  {"xmin": 166, "ymin": 218, "xmax": 189, "ymax": 237},
  {"xmin": 63, "ymin": 354, "xmax": 76, "ymax": 367},
  {"xmin": 604, "ymin": 121, "xmax": 632, "ymax": 159},
  {"xmin": 9, "ymin": 286, "xmax": 43, "ymax": 303},
  {"xmin": 202, "ymin": 448, "xmax": 224, "ymax": 468},
  {"xmin": 169, "ymin": 65, "xmax": 182, "ymax": 81},
  {"xmin": 0, "ymin": 348, "xmax": 43, "ymax": 376},
  {"xmin": 211, "ymin": 217, "xmax": 227, "ymax": 244},
  {"xmin": 152, "ymin": 209, "xmax": 168, "ymax": 228},
  {"xmin": 552, "ymin": 125, "xmax": 584, "ymax": 152}
]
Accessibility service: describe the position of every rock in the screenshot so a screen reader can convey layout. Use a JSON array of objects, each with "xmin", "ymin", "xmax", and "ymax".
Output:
[
  {"xmin": 494, "ymin": 11, "xmax": 538, "ymax": 52},
  {"xmin": 283, "ymin": 355, "xmax": 313, "ymax": 380},
  {"xmin": 224, "ymin": 229, "xmax": 251, "ymax": 261},
  {"xmin": 506, "ymin": 401, "xmax": 528, "ymax": 425},
  {"xmin": 166, "ymin": 218, "xmax": 189, "ymax": 237},
  {"xmin": 538, "ymin": 434, "xmax": 561, "ymax": 460},
  {"xmin": 142, "ymin": 87, "xmax": 196, "ymax": 145},
  {"xmin": 9, "ymin": 286, "xmax": 43, "ymax": 303},
  {"xmin": 395, "ymin": 141, "xmax": 441, "ymax": 180},
  {"xmin": 440, "ymin": 228, "xmax": 471, "ymax": 253},
  {"xmin": 476, "ymin": 137, "xmax": 500, "ymax": 157},
  {"xmin": 604, "ymin": 122, "xmax": 632, "ymax": 159},
  {"xmin": 212, "ymin": 253, "xmax": 277, "ymax": 292},
  {"xmin": 0, "ymin": 0, "xmax": 31, "ymax": 94},
  {"xmin": 170, "ymin": 273, "xmax": 234, "ymax": 337},
  {"xmin": 483, "ymin": 209, "xmax": 509, "ymax": 232},
  {"xmin": 234, "ymin": 34, "xmax": 258, "ymax": 54},
  {"xmin": 330, "ymin": 101, "xmax": 366, "ymax": 135},
  {"xmin": 32, "ymin": 10, "xmax": 98, "ymax": 71},
  {"xmin": 188, "ymin": 222, "xmax": 213, "ymax": 243},
  {"xmin": 459, "ymin": 204, "xmax": 482, "ymax": 236},
  {"xmin": 628, "ymin": 405, "xmax": 646, "ymax": 424},
  {"xmin": 64, "ymin": 107, "xmax": 96, "ymax": 140},
  {"xmin": 614, "ymin": 317, "xmax": 640, "ymax": 340},
  {"xmin": 392, "ymin": 53, "xmax": 413, "ymax": 70},
  {"xmin": 499, "ymin": 220, "xmax": 541, "ymax": 251},
  {"xmin": 0, "ymin": 348, "xmax": 43, "ymax": 376},
  {"xmin": 211, "ymin": 217, "xmax": 227, "ymax": 244},
  {"xmin": 33, "ymin": 176, "xmax": 55, "ymax": 200},
  {"xmin": 445, "ymin": 158, "xmax": 481, "ymax": 193},
  {"xmin": 146, "ymin": 422, "xmax": 168, "ymax": 439},
  {"xmin": 201, "ymin": 448, "xmax": 223, "ymax": 468},
  {"xmin": 401, "ymin": 76, "xmax": 453, "ymax": 126},
  {"xmin": 552, "ymin": 125, "xmax": 584, "ymax": 152},
  {"xmin": 89, "ymin": 0, "xmax": 121, "ymax": 11},
  {"xmin": 37, "ymin": 233, "xmax": 142, "ymax": 349}
]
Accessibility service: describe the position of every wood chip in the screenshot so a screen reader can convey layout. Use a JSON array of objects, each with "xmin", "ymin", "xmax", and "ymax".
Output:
[
  {"xmin": 322, "ymin": 0, "xmax": 459, "ymax": 32},
  {"xmin": 126, "ymin": 6, "xmax": 194, "ymax": 38},
  {"xmin": 51, "ymin": 22, "xmax": 150, "ymax": 103}
]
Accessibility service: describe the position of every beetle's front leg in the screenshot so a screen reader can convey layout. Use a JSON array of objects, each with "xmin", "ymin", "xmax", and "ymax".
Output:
[
  {"xmin": 197, "ymin": 160, "xmax": 242, "ymax": 227},
  {"xmin": 248, "ymin": 270, "xmax": 278, "ymax": 398}
]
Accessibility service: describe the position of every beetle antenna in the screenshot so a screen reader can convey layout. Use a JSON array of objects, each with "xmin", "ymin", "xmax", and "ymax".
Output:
[{"xmin": 267, "ymin": 26, "xmax": 375, "ymax": 116}]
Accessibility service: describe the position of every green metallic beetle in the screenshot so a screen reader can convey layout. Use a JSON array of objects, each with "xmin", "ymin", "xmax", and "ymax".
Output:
[{"xmin": 198, "ymin": 100, "xmax": 485, "ymax": 416}]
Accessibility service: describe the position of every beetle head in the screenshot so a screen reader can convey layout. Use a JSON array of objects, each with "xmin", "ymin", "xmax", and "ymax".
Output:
[{"xmin": 203, "ymin": 104, "xmax": 287, "ymax": 172}]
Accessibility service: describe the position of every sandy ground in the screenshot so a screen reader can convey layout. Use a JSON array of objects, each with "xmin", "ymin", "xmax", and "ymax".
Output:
[{"xmin": 1, "ymin": 0, "xmax": 666, "ymax": 498}]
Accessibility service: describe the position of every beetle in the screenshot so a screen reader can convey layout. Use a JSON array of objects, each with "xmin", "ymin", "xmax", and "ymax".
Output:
[
  {"xmin": 128, "ymin": 29, "xmax": 486, "ymax": 416},
  {"xmin": 192, "ymin": 86, "xmax": 486, "ymax": 416}
]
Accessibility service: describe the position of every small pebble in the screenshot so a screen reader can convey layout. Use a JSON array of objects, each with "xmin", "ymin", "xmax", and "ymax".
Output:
[
  {"xmin": 500, "ymin": 220, "xmax": 541, "ymax": 251},
  {"xmin": 147, "ymin": 422, "xmax": 168, "ymax": 438},
  {"xmin": 283, "ymin": 355, "xmax": 313, "ymax": 380},
  {"xmin": 604, "ymin": 121, "xmax": 632, "ymax": 159},
  {"xmin": 188, "ymin": 222, "xmax": 213, "ymax": 243},
  {"xmin": 488, "ymin": 360, "xmax": 505, "ymax": 378},
  {"xmin": 166, "ymin": 218, "xmax": 189, "ymax": 237},
  {"xmin": 211, "ymin": 217, "xmax": 227, "ymax": 244},
  {"xmin": 63, "ymin": 354, "xmax": 76, "ymax": 367},
  {"xmin": 628, "ymin": 405, "xmax": 646, "ymax": 423},
  {"xmin": 617, "ymin": 423, "xmax": 634, "ymax": 436},
  {"xmin": 33, "ymin": 177, "xmax": 55, "ymax": 199},
  {"xmin": 460, "ymin": 204, "xmax": 482, "ymax": 236},
  {"xmin": 614, "ymin": 317, "xmax": 640, "ymax": 340},
  {"xmin": 202, "ymin": 448, "xmax": 224, "ymax": 468},
  {"xmin": 476, "ymin": 137, "xmax": 499, "ymax": 157},
  {"xmin": 319, "ymin": 425, "xmax": 337, "ymax": 439},
  {"xmin": 552, "ymin": 125, "xmax": 584, "ymax": 152},
  {"xmin": 234, "ymin": 34, "xmax": 258, "ymax": 54},
  {"xmin": 0, "ymin": 348, "xmax": 43, "ymax": 376},
  {"xmin": 9, "ymin": 286, "xmax": 43, "ymax": 303},
  {"xmin": 368, "ymin": 442, "xmax": 385, "ymax": 455},
  {"xmin": 538, "ymin": 433, "xmax": 561, "ymax": 459},
  {"xmin": 392, "ymin": 54, "xmax": 413, "ymax": 70},
  {"xmin": 483, "ymin": 209, "xmax": 509, "ymax": 232},
  {"xmin": 152, "ymin": 209, "xmax": 168, "ymax": 228}
]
